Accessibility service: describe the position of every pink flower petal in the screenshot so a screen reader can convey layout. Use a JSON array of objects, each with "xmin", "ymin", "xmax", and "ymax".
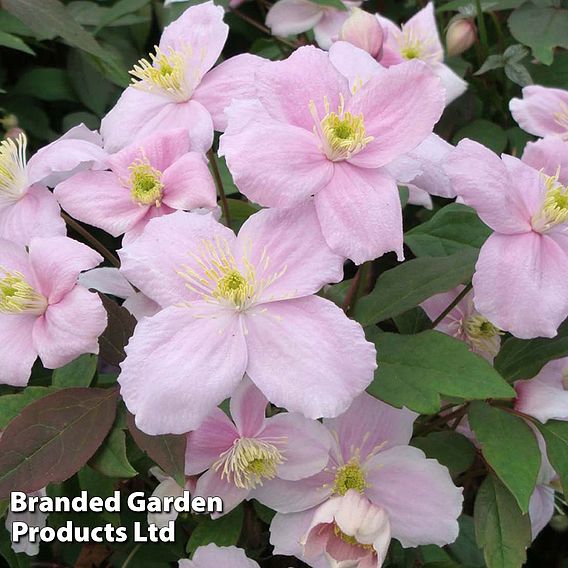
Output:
[
  {"xmin": 194, "ymin": 467, "xmax": 250, "ymax": 517},
  {"xmin": 266, "ymin": 0, "xmax": 324, "ymax": 39},
  {"xmin": 313, "ymin": 9, "xmax": 350, "ymax": 50},
  {"xmin": 522, "ymin": 136, "xmax": 568, "ymax": 185},
  {"xmin": 245, "ymin": 295, "xmax": 376, "ymax": 419},
  {"xmin": 229, "ymin": 377, "xmax": 268, "ymax": 438},
  {"xmin": 435, "ymin": 63, "xmax": 467, "ymax": 105},
  {"xmin": 473, "ymin": 231, "xmax": 568, "ymax": 339},
  {"xmin": 78, "ymin": 267, "xmax": 135, "ymax": 299},
  {"xmin": 234, "ymin": 204, "xmax": 344, "ymax": 302},
  {"xmin": 186, "ymin": 407, "xmax": 239, "ymax": 475},
  {"xmin": 315, "ymin": 163, "xmax": 403, "ymax": 264},
  {"xmin": 0, "ymin": 185, "xmax": 65, "ymax": 246},
  {"xmin": 0, "ymin": 237, "xmax": 38, "ymax": 285},
  {"xmin": 529, "ymin": 483, "xmax": 555, "ymax": 539},
  {"xmin": 365, "ymin": 445, "xmax": 462, "ymax": 547},
  {"xmin": 119, "ymin": 304, "xmax": 247, "ymax": 434},
  {"xmin": 270, "ymin": 509, "xmax": 321, "ymax": 557},
  {"xmin": 186, "ymin": 544, "xmax": 260, "ymax": 568},
  {"xmin": 328, "ymin": 41, "xmax": 382, "ymax": 90},
  {"xmin": 404, "ymin": 2, "xmax": 443, "ymax": 60},
  {"xmin": 0, "ymin": 314, "xmax": 37, "ymax": 386},
  {"xmin": 32, "ymin": 286, "xmax": 106, "ymax": 369}
]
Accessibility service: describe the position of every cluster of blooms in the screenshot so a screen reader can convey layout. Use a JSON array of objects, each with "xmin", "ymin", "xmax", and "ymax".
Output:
[{"xmin": 2, "ymin": 0, "xmax": 568, "ymax": 565}]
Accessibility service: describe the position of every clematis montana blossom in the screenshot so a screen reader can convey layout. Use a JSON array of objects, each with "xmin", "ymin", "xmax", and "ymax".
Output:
[
  {"xmin": 118, "ymin": 207, "xmax": 376, "ymax": 435},
  {"xmin": 377, "ymin": 2, "xmax": 467, "ymax": 105},
  {"xmin": 445, "ymin": 139, "xmax": 568, "ymax": 339},
  {"xmin": 55, "ymin": 129, "xmax": 216, "ymax": 244},
  {"xmin": 186, "ymin": 378, "xmax": 332, "ymax": 516},
  {"xmin": 510, "ymin": 85, "xmax": 568, "ymax": 139},
  {"xmin": 101, "ymin": 1, "xmax": 265, "ymax": 153},
  {"xmin": 178, "ymin": 544, "xmax": 259, "ymax": 568},
  {"xmin": 0, "ymin": 236, "xmax": 107, "ymax": 386},
  {"xmin": 220, "ymin": 45, "xmax": 445, "ymax": 264},
  {"xmin": 266, "ymin": 394, "xmax": 463, "ymax": 552},
  {"xmin": 301, "ymin": 490, "xmax": 391, "ymax": 568}
]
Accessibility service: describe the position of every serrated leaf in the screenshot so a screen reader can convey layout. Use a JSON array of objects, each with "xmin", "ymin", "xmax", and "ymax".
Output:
[
  {"xmin": 352, "ymin": 250, "xmax": 477, "ymax": 326},
  {"xmin": 89, "ymin": 428, "xmax": 137, "ymax": 479},
  {"xmin": 0, "ymin": 387, "xmax": 118, "ymax": 498},
  {"xmin": 128, "ymin": 414, "xmax": 186, "ymax": 487},
  {"xmin": 52, "ymin": 354, "xmax": 97, "ymax": 388},
  {"xmin": 535, "ymin": 420, "xmax": 568, "ymax": 495},
  {"xmin": 468, "ymin": 402, "xmax": 540, "ymax": 512},
  {"xmin": 474, "ymin": 474, "xmax": 531, "ymax": 568},
  {"xmin": 368, "ymin": 331, "xmax": 515, "ymax": 414},
  {"xmin": 186, "ymin": 506, "xmax": 244, "ymax": 555}
]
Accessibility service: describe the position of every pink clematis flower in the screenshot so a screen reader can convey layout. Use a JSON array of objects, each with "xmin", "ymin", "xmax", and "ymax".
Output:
[
  {"xmin": 55, "ymin": 129, "xmax": 216, "ymax": 244},
  {"xmin": 265, "ymin": 394, "xmax": 463, "ymax": 551},
  {"xmin": 301, "ymin": 490, "xmax": 391, "ymax": 568},
  {"xmin": 178, "ymin": 544, "xmax": 259, "ymax": 568},
  {"xmin": 220, "ymin": 45, "xmax": 445, "ymax": 264},
  {"xmin": 510, "ymin": 85, "xmax": 568, "ymax": 139},
  {"xmin": 522, "ymin": 136, "xmax": 568, "ymax": 183},
  {"xmin": 118, "ymin": 207, "xmax": 376, "ymax": 435},
  {"xmin": 338, "ymin": 7, "xmax": 384, "ymax": 59},
  {"xmin": 101, "ymin": 1, "xmax": 265, "ymax": 153},
  {"xmin": 0, "ymin": 236, "xmax": 107, "ymax": 386},
  {"xmin": 515, "ymin": 358, "xmax": 568, "ymax": 423},
  {"xmin": 377, "ymin": 2, "xmax": 467, "ymax": 105},
  {"xmin": 266, "ymin": 0, "xmax": 359, "ymax": 49},
  {"xmin": 422, "ymin": 286, "xmax": 502, "ymax": 361},
  {"xmin": 186, "ymin": 378, "xmax": 332, "ymax": 516},
  {"xmin": 444, "ymin": 139, "xmax": 568, "ymax": 339}
]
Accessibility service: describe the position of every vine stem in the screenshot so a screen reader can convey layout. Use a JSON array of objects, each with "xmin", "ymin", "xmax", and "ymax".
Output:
[
  {"xmin": 62, "ymin": 212, "xmax": 120, "ymax": 268},
  {"xmin": 207, "ymin": 149, "xmax": 231, "ymax": 229},
  {"xmin": 474, "ymin": 0, "xmax": 489, "ymax": 59},
  {"xmin": 342, "ymin": 262, "xmax": 370, "ymax": 313},
  {"xmin": 430, "ymin": 282, "xmax": 473, "ymax": 329},
  {"xmin": 121, "ymin": 543, "xmax": 141, "ymax": 568},
  {"xmin": 230, "ymin": 8, "xmax": 297, "ymax": 49}
]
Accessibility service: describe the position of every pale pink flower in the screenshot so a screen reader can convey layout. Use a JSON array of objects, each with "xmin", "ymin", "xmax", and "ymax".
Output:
[
  {"xmin": 266, "ymin": 0, "xmax": 359, "ymax": 49},
  {"xmin": 510, "ymin": 86, "xmax": 568, "ymax": 139},
  {"xmin": 0, "ymin": 236, "xmax": 107, "ymax": 386},
  {"xmin": 101, "ymin": 1, "xmax": 266, "ymax": 153},
  {"xmin": 515, "ymin": 358, "xmax": 568, "ymax": 423},
  {"xmin": 55, "ymin": 129, "xmax": 216, "ymax": 244},
  {"xmin": 444, "ymin": 139, "xmax": 568, "ymax": 339},
  {"xmin": 179, "ymin": 544, "xmax": 259, "ymax": 568},
  {"xmin": 6, "ymin": 488, "xmax": 47, "ymax": 556},
  {"xmin": 186, "ymin": 378, "xmax": 332, "ymax": 516},
  {"xmin": 266, "ymin": 394, "xmax": 463, "ymax": 551},
  {"xmin": 422, "ymin": 286, "xmax": 502, "ymax": 361},
  {"xmin": 220, "ymin": 45, "xmax": 444, "ymax": 264},
  {"xmin": 522, "ymin": 136, "xmax": 568, "ymax": 184},
  {"xmin": 445, "ymin": 17, "xmax": 476, "ymax": 57},
  {"xmin": 118, "ymin": 207, "xmax": 376, "ymax": 435},
  {"xmin": 338, "ymin": 7, "xmax": 384, "ymax": 59},
  {"xmin": 378, "ymin": 2, "xmax": 467, "ymax": 104},
  {"xmin": 147, "ymin": 466, "xmax": 188, "ymax": 528},
  {"xmin": 301, "ymin": 490, "xmax": 391, "ymax": 568}
]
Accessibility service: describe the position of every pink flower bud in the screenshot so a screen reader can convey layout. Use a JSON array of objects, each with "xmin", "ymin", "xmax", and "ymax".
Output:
[
  {"xmin": 446, "ymin": 17, "xmax": 477, "ymax": 57},
  {"xmin": 339, "ymin": 8, "xmax": 384, "ymax": 59}
]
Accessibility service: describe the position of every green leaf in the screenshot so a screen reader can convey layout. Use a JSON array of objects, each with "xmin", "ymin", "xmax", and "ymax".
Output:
[
  {"xmin": 253, "ymin": 500, "xmax": 276, "ymax": 524},
  {"xmin": 77, "ymin": 466, "xmax": 121, "ymax": 527},
  {"xmin": 0, "ymin": 386, "xmax": 59, "ymax": 430},
  {"xmin": 474, "ymin": 474, "xmax": 531, "ymax": 568},
  {"xmin": 405, "ymin": 203, "xmax": 491, "ymax": 258},
  {"xmin": 308, "ymin": 0, "xmax": 347, "ymax": 9},
  {"xmin": 186, "ymin": 505, "xmax": 244, "ymax": 555},
  {"xmin": 393, "ymin": 307, "xmax": 432, "ymax": 335},
  {"xmin": 529, "ymin": 51, "xmax": 568, "ymax": 89},
  {"xmin": 453, "ymin": 119, "xmax": 508, "ymax": 154},
  {"xmin": 225, "ymin": 199, "xmax": 260, "ymax": 231},
  {"xmin": 468, "ymin": 402, "xmax": 540, "ymax": 512},
  {"xmin": 412, "ymin": 431, "xmax": 476, "ymax": 478},
  {"xmin": 352, "ymin": 250, "xmax": 477, "ymax": 326},
  {"xmin": 0, "ymin": 30, "xmax": 34, "ymax": 54},
  {"xmin": 368, "ymin": 331, "xmax": 515, "ymax": 414},
  {"xmin": 507, "ymin": 127, "xmax": 534, "ymax": 155},
  {"xmin": 52, "ymin": 354, "xmax": 97, "ymax": 388},
  {"xmin": 509, "ymin": 3, "xmax": 568, "ymax": 65},
  {"xmin": 0, "ymin": 387, "xmax": 118, "ymax": 499},
  {"xmin": 504, "ymin": 44, "xmax": 530, "ymax": 63},
  {"xmin": 535, "ymin": 420, "xmax": 568, "ymax": 495},
  {"xmin": 475, "ymin": 54, "xmax": 505, "ymax": 75},
  {"xmin": 494, "ymin": 318, "xmax": 568, "ymax": 382},
  {"xmin": 438, "ymin": 0, "xmax": 525, "ymax": 12},
  {"xmin": 89, "ymin": 427, "xmax": 138, "ymax": 479},
  {"xmin": 14, "ymin": 68, "xmax": 77, "ymax": 102},
  {"xmin": 95, "ymin": 0, "xmax": 152, "ymax": 32},
  {"xmin": 504, "ymin": 62, "xmax": 533, "ymax": 87},
  {"xmin": 449, "ymin": 515, "xmax": 485, "ymax": 568}
]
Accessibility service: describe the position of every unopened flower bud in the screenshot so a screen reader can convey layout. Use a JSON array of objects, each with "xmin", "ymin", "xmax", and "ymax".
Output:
[
  {"xmin": 339, "ymin": 8, "xmax": 384, "ymax": 59},
  {"xmin": 446, "ymin": 17, "xmax": 477, "ymax": 57},
  {"xmin": 1, "ymin": 114, "xmax": 18, "ymax": 130}
]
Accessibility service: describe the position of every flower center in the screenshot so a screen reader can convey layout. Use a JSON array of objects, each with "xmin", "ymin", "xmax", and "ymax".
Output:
[
  {"xmin": 0, "ymin": 269, "xmax": 47, "ymax": 315},
  {"xmin": 0, "ymin": 133, "xmax": 28, "ymax": 203},
  {"xmin": 397, "ymin": 25, "xmax": 440, "ymax": 65},
  {"xmin": 333, "ymin": 524, "xmax": 375, "ymax": 551},
  {"xmin": 333, "ymin": 458, "xmax": 367, "ymax": 496},
  {"xmin": 213, "ymin": 437, "xmax": 286, "ymax": 489},
  {"xmin": 130, "ymin": 45, "xmax": 193, "ymax": 102},
  {"xmin": 532, "ymin": 171, "xmax": 568, "ymax": 233},
  {"xmin": 464, "ymin": 314, "xmax": 502, "ymax": 357},
  {"xmin": 309, "ymin": 94, "xmax": 373, "ymax": 162},
  {"xmin": 128, "ymin": 159, "xmax": 164, "ymax": 206}
]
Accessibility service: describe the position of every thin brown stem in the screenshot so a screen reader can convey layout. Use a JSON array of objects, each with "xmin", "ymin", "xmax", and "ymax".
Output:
[
  {"xmin": 431, "ymin": 283, "xmax": 473, "ymax": 329},
  {"xmin": 416, "ymin": 404, "xmax": 469, "ymax": 436},
  {"xmin": 62, "ymin": 212, "xmax": 120, "ymax": 268},
  {"xmin": 207, "ymin": 150, "xmax": 231, "ymax": 229},
  {"xmin": 231, "ymin": 9, "xmax": 297, "ymax": 49},
  {"xmin": 342, "ymin": 262, "xmax": 371, "ymax": 313},
  {"xmin": 342, "ymin": 270, "xmax": 362, "ymax": 313}
]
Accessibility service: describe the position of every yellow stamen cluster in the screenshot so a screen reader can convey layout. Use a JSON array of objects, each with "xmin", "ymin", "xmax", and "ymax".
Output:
[
  {"xmin": 0, "ymin": 269, "xmax": 47, "ymax": 315},
  {"xmin": 130, "ymin": 45, "xmax": 193, "ymax": 102},
  {"xmin": 128, "ymin": 159, "xmax": 164, "ymax": 206},
  {"xmin": 333, "ymin": 524, "xmax": 375, "ymax": 551},
  {"xmin": 0, "ymin": 133, "xmax": 28, "ymax": 202},
  {"xmin": 213, "ymin": 437, "xmax": 286, "ymax": 489},
  {"xmin": 177, "ymin": 237, "xmax": 287, "ymax": 311},
  {"xmin": 464, "ymin": 315, "xmax": 502, "ymax": 358},
  {"xmin": 532, "ymin": 171, "xmax": 568, "ymax": 233},
  {"xmin": 333, "ymin": 458, "xmax": 368, "ymax": 496},
  {"xmin": 397, "ymin": 26, "xmax": 440, "ymax": 65},
  {"xmin": 310, "ymin": 94, "xmax": 373, "ymax": 162}
]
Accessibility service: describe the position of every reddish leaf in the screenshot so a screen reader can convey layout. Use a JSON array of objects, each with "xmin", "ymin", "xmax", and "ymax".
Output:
[
  {"xmin": 127, "ymin": 413, "xmax": 186, "ymax": 487},
  {"xmin": 0, "ymin": 387, "xmax": 118, "ymax": 498},
  {"xmin": 98, "ymin": 294, "xmax": 136, "ymax": 366}
]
